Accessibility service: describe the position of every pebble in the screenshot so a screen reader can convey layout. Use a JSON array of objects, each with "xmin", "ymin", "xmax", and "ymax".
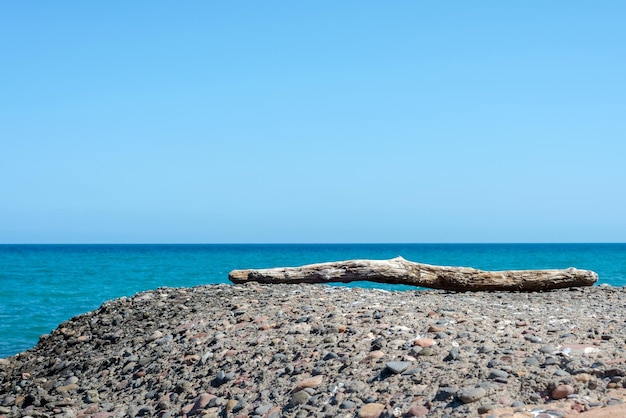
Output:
[
  {"xmin": 488, "ymin": 369, "xmax": 509, "ymax": 379},
  {"xmin": 525, "ymin": 335, "xmax": 542, "ymax": 343},
  {"xmin": 417, "ymin": 347, "xmax": 434, "ymax": 356},
  {"xmin": 414, "ymin": 338, "xmax": 437, "ymax": 347},
  {"xmin": 288, "ymin": 390, "xmax": 310, "ymax": 407},
  {"xmin": 539, "ymin": 345, "xmax": 557, "ymax": 354},
  {"xmin": 294, "ymin": 375, "xmax": 324, "ymax": 390},
  {"xmin": 525, "ymin": 356, "xmax": 541, "ymax": 366},
  {"xmin": 445, "ymin": 347, "xmax": 460, "ymax": 361},
  {"xmin": 479, "ymin": 345, "xmax": 495, "ymax": 354},
  {"xmin": 457, "ymin": 387, "xmax": 487, "ymax": 403},
  {"xmin": 552, "ymin": 384, "xmax": 575, "ymax": 399},
  {"xmin": 339, "ymin": 400, "xmax": 356, "ymax": 409},
  {"xmin": 477, "ymin": 403, "xmax": 496, "ymax": 414},
  {"xmin": 385, "ymin": 361, "xmax": 410, "ymax": 374},
  {"xmin": 406, "ymin": 404, "xmax": 429, "ymax": 417},
  {"xmin": 192, "ymin": 393, "xmax": 214, "ymax": 410},
  {"xmin": 358, "ymin": 402, "xmax": 385, "ymax": 418}
]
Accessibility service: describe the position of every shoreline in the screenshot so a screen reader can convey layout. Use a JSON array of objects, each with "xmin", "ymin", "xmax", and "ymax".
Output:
[{"xmin": 2, "ymin": 283, "xmax": 626, "ymax": 417}]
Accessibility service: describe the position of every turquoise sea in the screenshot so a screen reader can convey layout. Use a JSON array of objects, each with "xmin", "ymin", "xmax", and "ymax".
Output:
[{"xmin": 1, "ymin": 243, "xmax": 625, "ymax": 358}]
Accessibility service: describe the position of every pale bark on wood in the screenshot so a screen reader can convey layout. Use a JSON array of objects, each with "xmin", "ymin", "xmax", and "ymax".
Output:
[{"xmin": 228, "ymin": 256, "xmax": 598, "ymax": 291}]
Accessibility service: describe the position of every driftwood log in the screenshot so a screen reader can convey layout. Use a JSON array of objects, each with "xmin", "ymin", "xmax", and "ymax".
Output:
[{"xmin": 228, "ymin": 256, "xmax": 598, "ymax": 291}]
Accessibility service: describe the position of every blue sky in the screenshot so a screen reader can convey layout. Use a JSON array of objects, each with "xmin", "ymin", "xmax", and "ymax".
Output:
[{"xmin": 1, "ymin": 2, "xmax": 624, "ymax": 243}]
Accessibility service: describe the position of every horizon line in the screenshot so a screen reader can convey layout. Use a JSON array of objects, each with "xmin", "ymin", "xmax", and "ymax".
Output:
[{"xmin": 1, "ymin": 242, "xmax": 624, "ymax": 245}]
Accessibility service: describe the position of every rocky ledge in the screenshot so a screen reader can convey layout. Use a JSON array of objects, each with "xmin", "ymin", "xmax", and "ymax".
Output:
[{"xmin": 2, "ymin": 284, "xmax": 626, "ymax": 418}]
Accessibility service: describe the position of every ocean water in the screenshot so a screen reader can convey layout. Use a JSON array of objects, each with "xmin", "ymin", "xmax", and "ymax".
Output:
[{"xmin": 1, "ymin": 243, "xmax": 625, "ymax": 358}]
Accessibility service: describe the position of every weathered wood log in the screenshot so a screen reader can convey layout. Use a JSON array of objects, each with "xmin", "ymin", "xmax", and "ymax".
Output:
[{"xmin": 228, "ymin": 256, "xmax": 598, "ymax": 291}]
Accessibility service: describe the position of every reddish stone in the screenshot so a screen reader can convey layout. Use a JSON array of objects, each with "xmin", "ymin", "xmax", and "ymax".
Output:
[
  {"xmin": 191, "ymin": 393, "xmax": 215, "ymax": 411},
  {"xmin": 358, "ymin": 403, "xmax": 385, "ymax": 418},
  {"xmin": 552, "ymin": 384, "xmax": 574, "ymax": 399},
  {"xmin": 406, "ymin": 404, "xmax": 429, "ymax": 417},
  {"xmin": 414, "ymin": 338, "xmax": 437, "ymax": 348},
  {"xmin": 294, "ymin": 375, "xmax": 324, "ymax": 391}
]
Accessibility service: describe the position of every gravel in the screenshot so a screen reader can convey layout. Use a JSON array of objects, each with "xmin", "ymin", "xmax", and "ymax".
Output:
[{"xmin": 2, "ymin": 283, "xmax": 626, "ymax": 417}]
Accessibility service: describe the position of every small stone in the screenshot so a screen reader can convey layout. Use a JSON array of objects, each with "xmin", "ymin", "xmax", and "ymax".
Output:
[
  {"xmin": 435, "ymin": 387, "xmax": 457, "ymax": 401},
  {"xmin": 385, "ymin": 361, "xmax": 410, "ymax": 374},
  {"xmin": 539, "ymin": 345, "xmax": 557, "ymax": 354},
  {"xmin": 402, "ymin": 367, "xmax": 421, "ymax": 376},
  {"xmin": 136, "ymin": 405, "xmax": 154, "ymax": 416},
  {"xmin": 294, "ymin": 375, "xmax": 324, "ymax": 391},
  {"xmin": 479, "ymin": 345, "xmax": 495, "ymax": 354},
  {"xmin": 156, "ymin": 401, "xmax": 170, "ymax": 410},
  {"xmin": 371, "ymin": 337, "xmax": 386, "ymax": 350},
  {"xmin": 417, "ymin": 347, "xmax": 434, "ymax": 356},
  {"xmin": 525, "ymin": 335, "xmax": 542, "ymax": 343},
  {"xmin": 339, "ymin": 400, "xmax": 356, "ymax": 409},
  {"xmin": 192, "ymin": 393, "xmax": 214, "ymax": 411},
  {"xmin": 64, "ymin": 376, "xmax": 79, "ymax": 385},
  {"xmin": 488, "ymin": 369, "xmax": 509, "ymax": 380},
  {"xmin": 406, "ymin": 404, "xmax": 429, "ymax": 417},
  {"xmin": 358, "ymin": 402, "xmax": 385, "ymax": 418},
  {"xmin": 477, "ymin": 404, "xmax": 496, "ymax": 414},
  {"xmin": 445, "ymin": 348, "xmax": 460, "ymax": 361},
  {"xmin": 414, "ymin": 338, "xmax": 437, "ymax": 348},
  {"xmin": 295, "ymin": 315, "xmax": 310, "ymax": 323},
  {"xmin": 544, "ymin": 357, "xmax": 558, "ymax": 365},
  {"xmin": 289, "ymin": 390, "xmax": 310, "ymax": 407},
  {"xmin": 552, "ymin": 384, "xmax": 574, "ymax": 399},
  {"xmin": 457, "ymin": 387, "xmax": 487, "ymax": 403},
  {"xmin": 232, "ymin": 401, "xmax": 246, "ymax": 413},
  {"xmin": 254, "ymin": 403, "xmax": 273, "ymax": 415},
  {"xmin": 525, "ymin": 357, "xmax": 540, "ymax": 366},
  {"xmin": 574, "ymin": 373, "xmax": 593, "ymax": 383}
]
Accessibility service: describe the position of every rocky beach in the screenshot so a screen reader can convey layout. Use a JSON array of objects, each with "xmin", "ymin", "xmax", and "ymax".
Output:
[{"xmin": 2, "ymin": 283, "xmax": 626, "ymax": 417}]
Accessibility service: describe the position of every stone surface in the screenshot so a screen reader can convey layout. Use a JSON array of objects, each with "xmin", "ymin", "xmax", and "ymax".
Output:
[
  {"xmin": 358, "ymin": 402, "xmax": 385, "ymax": 418},
  {"xmin": 414, "ymin": 338, "xmax": 437, "ymax": 348},
  {"xmin": 385, "ymin": 361, "xmax": 410, "ymax": 374},
  {"xmin": 552, "ymin": 384, "xmax": 575, "ymax": 399},
  {"xmin": 294, "ymin": 375, "xmax": 323, "ymax": 391},
  {"xmin": 406, "ymin": 404, "xmax": 429, "ymax": 417},
  {"xmin": 457, "ymin": 387, "xmax": 487, "ymax": 403},
  {"xmin": 2, "ymin": 284, "xmax": 626, "ymax": 418}
]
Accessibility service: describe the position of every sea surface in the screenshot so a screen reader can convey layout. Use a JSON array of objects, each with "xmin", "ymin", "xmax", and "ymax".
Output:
[{"xmin": 1, "ymin": 243, "xmax": 625, "ymax": 358}]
